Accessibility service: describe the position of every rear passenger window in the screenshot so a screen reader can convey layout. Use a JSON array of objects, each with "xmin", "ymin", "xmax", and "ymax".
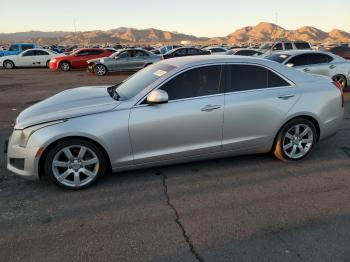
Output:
[
  {"xmin": 272, "ymin": 43, "xmax": 283, "ymax": 50},
  {"xmin": 308, "ymin": 54, "xmax": 333, "ymax": 64},
  {"xmin": 161, "ymin": 65, "xmax": 223, "ymax": 100},
  {"xmin": 284, "ymin": 43, "xmax": 293, "ymax": 50},
  {"xmin": 294, "ymin": 42, "xmax": 311, "ymax": 49},
  {"xmin": 226, "ymin": 65, "xmax": 290, "ymax": 92}
]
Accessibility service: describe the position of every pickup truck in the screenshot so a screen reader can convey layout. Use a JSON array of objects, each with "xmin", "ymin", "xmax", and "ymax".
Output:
[{"xmin": 0, "ymin": 43, "xmax": 36, "ymax": 57}]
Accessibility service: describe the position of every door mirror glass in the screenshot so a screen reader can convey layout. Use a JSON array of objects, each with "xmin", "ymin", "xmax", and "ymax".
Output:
[
  {"xmin": 286, "ymin": 63, "xmax": 294, "ymax": 68},
  {"xmin": 147, "ymin": 89, "xmax": 169, "ymax": 104}
]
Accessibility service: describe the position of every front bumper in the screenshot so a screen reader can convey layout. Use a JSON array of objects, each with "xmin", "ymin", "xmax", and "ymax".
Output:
[{"xmin": 6, "ymin": 134, "xmax": 41, "ymax": 181}]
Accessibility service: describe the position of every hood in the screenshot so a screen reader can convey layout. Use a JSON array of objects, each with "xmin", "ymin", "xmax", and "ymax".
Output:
[{"xmin": 15, "ymin": 86, "xmax": 121, "ymax": 129}]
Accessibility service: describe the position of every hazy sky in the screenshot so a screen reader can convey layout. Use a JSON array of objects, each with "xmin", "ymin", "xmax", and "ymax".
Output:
[{"xmin": 1, "ymin": 0, "xmax": 349, "ymax": 37}]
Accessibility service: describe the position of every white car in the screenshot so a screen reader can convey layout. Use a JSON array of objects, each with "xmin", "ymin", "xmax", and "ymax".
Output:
[
  {"xmin": 0, "ymin": 48, "xmax": 62, "ymax": 69},
  {"xmin": 266, "ymin": 50, "xmax": 350, "ymax": 88}
]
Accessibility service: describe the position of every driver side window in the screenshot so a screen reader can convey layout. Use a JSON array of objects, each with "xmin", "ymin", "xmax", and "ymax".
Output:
[
  {"xmin": 160, "ymin": 65, "xmax": 223, "ymax": 101},
  {"xmin": 22, "ymin": 50, "xmax": 36, "ymax": 56}
]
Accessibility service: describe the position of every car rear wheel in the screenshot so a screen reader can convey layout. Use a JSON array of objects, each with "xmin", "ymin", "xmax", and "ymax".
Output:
[
  {"xmin": 332, "ymin": 75, "xmax": 347, "ymax": 88},
  {"xmin": 273, "ymin": 118, "xmax": 317, "ymax": 161},
  {"xmin": 46, "ymin": 60, "xmax": 51, "ymax": 68},
  {"xmin": 95, "ymin": 64, "xmax": 107, "ymax": 76},
  {"xmin": 60, "ymin": 62, "xmax": 71, "ymax": 72},
  {"xmin": 45, "ymin": 139, "xmax": 107, "ymax": 190},
  {"xmin": 3, "ymin": 60, "xmax": 15, "ymax": 69}
]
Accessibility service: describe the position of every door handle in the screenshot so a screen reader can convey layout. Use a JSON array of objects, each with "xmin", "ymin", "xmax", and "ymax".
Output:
[
  {"xmin": 201, "ymin": 105, "xmax": 222, "ymax": 112},
  {"xmin": 277, "ymin": 94, "xmax": 295, "ymax": 100},
  {"xmin": 329, "ymin": 65, "xmax": 336, "ymax": 69},
  {"xmin": 303, "ymin": 68, "xmax": 310, "ymax": 72}
]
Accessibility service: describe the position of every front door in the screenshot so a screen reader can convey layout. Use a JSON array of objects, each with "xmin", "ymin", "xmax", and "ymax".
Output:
[{"xmin": 129, "ymin": 65, "xmax": 225, "ymax": 164}]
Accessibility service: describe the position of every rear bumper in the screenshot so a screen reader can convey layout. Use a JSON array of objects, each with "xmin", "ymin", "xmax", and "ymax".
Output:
[{"xmin": 320, "ymin": 109, "xmax": 345, "ymax": 141}]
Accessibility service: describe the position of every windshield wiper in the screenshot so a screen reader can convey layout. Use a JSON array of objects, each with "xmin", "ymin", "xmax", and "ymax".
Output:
[{"xmin": 107, "ymin": 83, "xmax": 121, "ymax": 101}]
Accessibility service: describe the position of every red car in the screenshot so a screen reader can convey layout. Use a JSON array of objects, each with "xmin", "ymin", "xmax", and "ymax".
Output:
[{"xmin": 49, "ymin": 48, "xmax": 113, "ymax": 71}]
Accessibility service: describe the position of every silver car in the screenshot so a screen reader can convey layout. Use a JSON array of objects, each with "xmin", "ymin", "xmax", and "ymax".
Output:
[
  {"xmin": 87, "ymin": 48, "xmax": 161, "ymax": 76},
  {"xmin": 266, "ymin": 50, "xmax": 350, "ymax": 88},
  {"xmin": 6, "ymin": 56, "xmax": 344, "ymax": 190}
]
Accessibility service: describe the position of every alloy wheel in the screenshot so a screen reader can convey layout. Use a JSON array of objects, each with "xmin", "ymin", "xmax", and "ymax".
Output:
[
  {"xmin": 95, "ymin": 65, "xmax": 106, "ymax": 76},
  {"xmin": 60, "ymin": 62, "xmax": 70, "ymax": 71},
  {"xmin": 282, "ymin": 124, "xmax": 314, "ymax": 159},
  {"xmin": 52, "ymin": 145, "xmax": 100, "ymax": 188},
  {"xmin": 4, "ymin": 61, "xmax": 14, "ymax": 69}
]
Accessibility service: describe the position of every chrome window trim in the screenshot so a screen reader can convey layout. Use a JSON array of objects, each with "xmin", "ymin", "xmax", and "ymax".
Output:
[{"xmin": 133, "ymin": 62, "xmax": 296, "ymax": 107}]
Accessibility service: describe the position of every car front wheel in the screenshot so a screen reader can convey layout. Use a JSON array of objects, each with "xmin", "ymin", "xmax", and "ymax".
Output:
[
  {"xmin": 95, "ymin": 64, "xmax": 107, "ymax": 76},
  {"xmin": 3, "ymin": 60, "xmax": 15, "ymax": 69},
  {"xmin": 60, "ymin": 62, "xmax": 71, "ymax": 72},
  {"xmin": 273, "ymin": 118, "xmax": 317, "ymax": 161},
  {"xmin": 44, "ymin": 139, "xmax": 108, "ymax": 190}
]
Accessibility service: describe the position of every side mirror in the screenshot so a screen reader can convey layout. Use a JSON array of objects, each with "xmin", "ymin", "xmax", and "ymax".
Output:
[
  {"xmin": 147, "ymin": 89, "xmax": 168, "ymax": 105},
  {"xmin": 286, "ymin": 63, "xmax": 294, "ymax": 68}
]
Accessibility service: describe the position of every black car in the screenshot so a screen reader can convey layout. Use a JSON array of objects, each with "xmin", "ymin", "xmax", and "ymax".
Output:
[{"xmin": 163, "ymin": 47, "xmax": 210, "ymax": 59}]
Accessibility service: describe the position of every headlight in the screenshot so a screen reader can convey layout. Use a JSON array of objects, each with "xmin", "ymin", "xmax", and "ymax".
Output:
[{"xmin": 14, "ymin": 120, "xmax": 66, "ymax": 147}]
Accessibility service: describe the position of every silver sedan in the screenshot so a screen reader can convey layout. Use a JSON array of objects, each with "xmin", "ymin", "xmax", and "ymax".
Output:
[
  {"xmin": 266, "ymin": 50, "xmax": 350, "ymax": 88},
  {"xmin": 7, "ymin": 56, "xmax": 344, "ymax": 189},
  {"xmin": 87, "ymin": 48, "xmax": 161, "ymax": 76}
]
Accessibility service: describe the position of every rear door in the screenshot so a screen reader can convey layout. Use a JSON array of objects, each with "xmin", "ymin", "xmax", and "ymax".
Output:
[
  {"xmin": 223, "ymin": 64, "xmax": 300, "ymax": 151},
  {"xmin": 129, "ymin": 65, "xmax": 225, "ymax": 164},
  {"xmin": 286, "ymin": 54, "xmax": 310, "ymax": 73},
  {"xmin": 306, "ymin": 53, "xmax": 335, "ymax": 76},
  {"xmin": 33, "ymin": 50, "xmax": 51, "ymax": 67}
]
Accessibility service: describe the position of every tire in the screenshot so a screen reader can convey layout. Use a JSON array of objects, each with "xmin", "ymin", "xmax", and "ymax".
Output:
[
  {"xmin": 95, "ymin": 64, "xmax": 107, "ymax": 76},
  {"xmin": 332, "ymin": 75, "xmax": 347, "ymax": 89},
  {"xmin": 46, "ymin": 60, "xmax": 51, "ymax": 68},
  {"xmin": 60, "ymin": 62, "xmax": 71, "ymax": 72},
  {"xmin": 44, "ymin": 138, "xmax": 108, "ymax": 190},
  {"xmin": 273, "ymin": 118, "xmax": 317, "ymax": 161},
  {"xmin": 3, "ymin": 60, "xmax": 15, "ymax": 69}
]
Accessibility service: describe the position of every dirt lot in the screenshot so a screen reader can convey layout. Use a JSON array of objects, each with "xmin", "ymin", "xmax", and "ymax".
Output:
[{"xmin": 0, "ymin": 68, "xmax": 350, "ymax": 262}]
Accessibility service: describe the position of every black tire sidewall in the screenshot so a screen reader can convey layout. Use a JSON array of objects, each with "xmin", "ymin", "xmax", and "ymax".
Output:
[
  {"xmin": 4, "ymin": 60, "xmax": 14, "ymax": 69},
  {"xmin": 95, "ymin": 65, "xmax": 107, "ymax": 76},
  {"xmin": 44, "ymin": 139, "xmax": 107, "ymax": 190},
  {"xmin": 277, "ymin": 118, "xmax": 317, "ymax": 161},
  {"xmin": 60, "ymin": 62, "xmax": 70, "ymax": 71}
]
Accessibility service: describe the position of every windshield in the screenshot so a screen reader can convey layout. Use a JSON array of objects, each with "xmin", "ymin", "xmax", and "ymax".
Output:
[
  {"xmin": 266, "ymin": 54, "xmax": 291, "ymax": 63},
  {"xmin": 113, "ymin": 63, "xmax": 176, "ymax": 100},
  {"xmin": 260, "ymin": 43, "xmax": 272, "ymax": 50}
]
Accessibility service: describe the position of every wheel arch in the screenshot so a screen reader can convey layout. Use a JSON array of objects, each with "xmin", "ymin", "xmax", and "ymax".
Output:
[
  {"xmin": 272, "ymin": 114, "xmax": 321, "ymax": 151},
  {"xmin": 38, "ymin": 135, "xmax": 112, "ymax": 179},
  {"xmin": 3, "ymin": 59, "xmax": 15, "ymax": 68}
]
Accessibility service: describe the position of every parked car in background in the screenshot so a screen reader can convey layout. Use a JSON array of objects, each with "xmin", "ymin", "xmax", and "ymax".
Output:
[
  {"xmin": 259, "ymin": 41, "xmax": 312, "ymax": 56},
  {"xmin": 163, "ymin": 47, "xmax": 210, "ymax": 59},
  {"xmin": 203, "ymin": 46, "xmax": 228, "ymax": 54},
  {"xmin": 6, "ymin": 56, "xmax": 344, "ymax": 190},
  {"xmin": 225, "ymin": 48, "xmax": 263, "ymax": 56},
  {"xmin": 266, "ymin": 50, "xmax": 350, "ymax": 88},
  {"xmin": 325, "ymin": 46, "xmax": 350, "ymax": 60},
  {"xmin": 49, "ymin": 48, "xmax": 113, "ymax": 71},
  {"xmin": 0, "ymin": 43, "xmax": 36, "ymax": 57},
  {"xmin": 0, "ymin": 48, "xmax": 62, "ymax": 69},
  {"xmin": 87, "ymin": 48, "xmax": 161, "ymax": 76}
]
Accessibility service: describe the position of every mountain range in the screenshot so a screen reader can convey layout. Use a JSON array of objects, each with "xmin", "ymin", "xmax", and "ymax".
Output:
[{"xmin": 0, "ymin": 22, "xmax": 349, "ymax": 45}]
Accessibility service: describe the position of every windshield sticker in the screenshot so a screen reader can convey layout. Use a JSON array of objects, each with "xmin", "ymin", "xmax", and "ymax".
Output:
[{"xmin": 153, "ymin": 70, "xmax": 167, "ymax": 77}]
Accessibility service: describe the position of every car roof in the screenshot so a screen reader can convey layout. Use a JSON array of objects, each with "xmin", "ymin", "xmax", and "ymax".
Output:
[
  {"xmin": 163, "ymin": 55, "xmax": 279, "ymax": 67},
  {"xmin": 270, "ymin": 50, "xmax": 333, "ymax": 56}
]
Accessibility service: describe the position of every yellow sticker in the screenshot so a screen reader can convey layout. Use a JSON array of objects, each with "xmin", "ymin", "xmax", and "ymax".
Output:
[{"xmin": 153, "ymin": 70, "xmax": 167, "ymax": 77}]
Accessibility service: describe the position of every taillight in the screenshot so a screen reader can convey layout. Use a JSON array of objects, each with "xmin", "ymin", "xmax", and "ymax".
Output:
[{"xmin": 332, "ymin": 81, "xmax": 344, "ymax": 108}]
